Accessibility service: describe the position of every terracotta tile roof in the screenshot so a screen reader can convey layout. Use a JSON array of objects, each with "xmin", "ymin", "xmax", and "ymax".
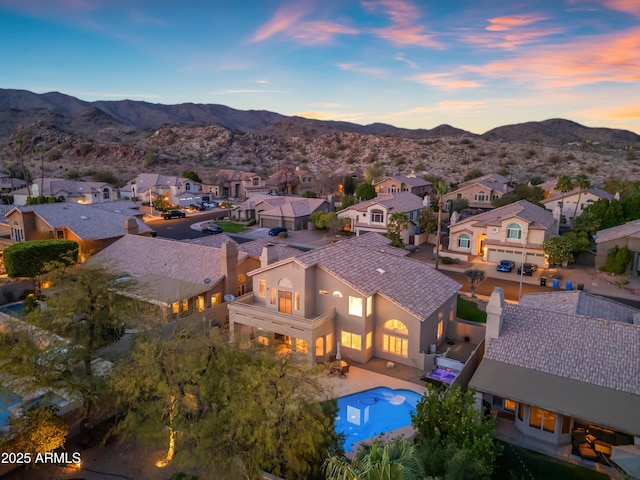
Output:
[
  {"xmin": 453, "ymin": 200, "xmax": 556, "ymax": 230},
  {"xmin": 340, "ymin": 192, "xmax": 423, "ymax": 214},
  {"xmin": 485, "ymin": 303, "xmax": 640, "ymax": 395},
  {"xmin": 542, "ymin": 187, "xmax": 613, "ymax": 204},
  {"xmin": 595, "ymin": 219, "xmax": 640, "ymax": 243},
  {"xmin": 181, "ymin": 233, "xmax": 237, "ymax": 248},
  {"xmin": 259, "ymin": 198, "xmax": 327, "ymax": 218},
  {"xmin": 295, "ymin": 233, "xmax": 460, "ymax": 320},
  {"xmin": 519, "ymin": 291, "xmax": 640, "ymax": 324},
  {"xmin": 13, "ymin": 178, "xmax": 111, "ymax": 196},
  {"xmin": 8, "ymin": 203, "xmax": 151, "ymax": 240},
  {"xmin": 237, "ymin": 239, "xmax": 304, "ymax": 261}
]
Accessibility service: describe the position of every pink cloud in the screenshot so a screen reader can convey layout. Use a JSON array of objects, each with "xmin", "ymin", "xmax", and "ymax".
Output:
[
  {"xmin": 290, "ymin": 21, "xmax": 359, "ymax": 45},
  {"xmin": 569, "ymin": 0, "xmax": 640, "ymax": 16},
  {"xmin": 486, "ymin": 15, "xmax": 547, "ymax": 31},
  {"xmin": 411, "ymin": 73, "xmax": 481, "ymax": 90},
  {"xmin": 251, "ymin": 2, "xmax": 311, "ymax": 42}
]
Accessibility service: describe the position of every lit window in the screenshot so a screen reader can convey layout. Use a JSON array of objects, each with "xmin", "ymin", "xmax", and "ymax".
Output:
[
  {"xmin": 458, "ymin": 234, "xmax": 470, "ymax": 249},
  {"xmin": 348, "ymin": 296, "xmax": 363, "ymax": 317},
  {"xmin": 437, "ymin": 320, "xmax": 444, "ymax": 339},
  {"xmin": 197, "ymin": 296, "xmax": 205, "ymax": 312},
  {"xmin": 366, "ymin": 296, "xmax": 373, "ymax": 316},
  {"xmin": 258, "ymin": 280, "xmax": 266, "ymax": 297},
  {"xmin": 518, "ymin": 403, "xmax": 525, "ymax": 421},
  {"xmin": 315, "ymin": 338, "xmax": 324, "ymax": 357},
  {"xmin": 383, "ymin": 319, "xmax": 408, "ymax": 334},
  {"xmin": 326, "ymin": 333, "xmax": 333, "ymax": 353},
  {"xmin": 182, "ymin": 299, "xmax": 189, "ymax": 311},
  {"xmin": 211, "ymin": 293, "xmax": 221, "ymax": 307},
  {"xmin": 504, "ymin": 399, "xmax": 516, "ymax": 411},
  {"xmin": 366, "ymin": 332, "xmax": 372, "ymax": 349},
  {"xmin": 507, "ymin": 223, "xmax": 522, "ymax": 240},
  {"xmin": 278, "ymin": 290, "xmax": 292, "ymax": 314},
  {"xmin": 295, "ymin": 338, "xmax": 308, "ymax": 353},
  {"xmin": 341, "ymin": 331, "xmax": 362, "ymax": 350},
  {"xmin": 332, "ymin": 291, "xmax": 343, "ymax": 297},
  {"xmin": 382, "ymin": 334, "xmax": 408, "ymax": 357},
  {"xmin": 294, "ymin": 292, "xmax": 300, "ymax": 310},
  {"xmin": 256, "ymin": 336, "xmax": 269, "ymax": 346},
  {"xmin": 528, "ymin": 406, "xmax": 558, "ymax": 433},
  {"xmin": 172, "ymin": 302, "xmax": 179, "ymax": 314},
  {"xmin": 319, "ymin": 289, "xmax": 329, "ymax": 295}
]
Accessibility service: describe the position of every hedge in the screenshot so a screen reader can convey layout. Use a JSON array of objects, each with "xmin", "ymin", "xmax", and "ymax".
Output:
[{"xmin": 3, "ymin": 240, "xmax": 79, "ymax": 278}]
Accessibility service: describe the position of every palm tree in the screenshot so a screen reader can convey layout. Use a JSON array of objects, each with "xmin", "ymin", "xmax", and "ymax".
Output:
[
  {"xmin": 434, "ymin": 180, "xmax": 449, "ymax": 270},
  {"xmin": 323, "ymin": 436, "xmax": 429, "ymax": 480},
  {"xmin": 571, "ymin": 173, "xmax": 591, "ymax": 224},
  {"xmin": 555, "ymin": 175, "xmax": 574, "ymax": 225},
  {"xmin": 388, "ymin": 212, "xmax": 409, "ymax": 248},
  {"xmin": 464, "ymin": 268, "xmax": 486, "ymax": 298}
]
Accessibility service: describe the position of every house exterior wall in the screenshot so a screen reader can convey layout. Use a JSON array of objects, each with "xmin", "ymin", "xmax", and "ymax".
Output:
[
  {"xmin": 542, "ymin": 191, "xmax": 605, "ymax": 225},
  {"xmin": 443, "ymin": 184, "xmax": 503, "ymax": 210}
]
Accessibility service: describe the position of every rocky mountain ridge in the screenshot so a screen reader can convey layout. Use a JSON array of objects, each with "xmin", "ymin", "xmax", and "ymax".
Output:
[{"xmin": 0, "ymin": 88, "xmax": 639, "ymax": 188}]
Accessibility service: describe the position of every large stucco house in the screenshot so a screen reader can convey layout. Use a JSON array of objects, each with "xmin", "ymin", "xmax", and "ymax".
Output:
[
  {"xmin": 266, "ymin": 167, "xmax": 316, "ymax": 195},
  {"xmin": 594, "ymin": 219, "xmax": 640, "ymax": 275},
  {"xmin": 228, "ymin": 233, "xmax": 461, "ymax": 368},
  {"xmin": 201, "ymin": 169, "xmax": 267, "ymax": 200},
  {"xmin": 541, "ymin": 187, "xmax": 613, "ymax": 226},
  {"xmin": 12, "ymin": 178, "xmax": 117, "ymax": 206},
  {"xmin": 442, "ymin": 173, "xmax": 512, "ymax": 210},
  {"xmin": 337, "ymin": 192, "xmax": 424, "ymax": 245},
  {"xmin": 470, "ymin": 288, "xmax": 640, "ymax": 471},
  {"xmin": 126, "ymin": 173, "xmax": 202, "ymax": 206},
  {"xmin": 231, "ymin": 194, "xmax": 330, "ymax": 231},
  {"xmin": 447, "ymin": 200, "xmax": 559, "ymax": 266},
  {"xmin": 373, "ymin": 175, "xmax": 433, "ymax": 197}
]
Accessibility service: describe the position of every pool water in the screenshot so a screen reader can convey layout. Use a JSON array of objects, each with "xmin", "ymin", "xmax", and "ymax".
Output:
[
  {"xmin": 0, "ymin": 302, "xmax": 25, "ymax": 319},
  {"xmin": 0, "ymin": 387, "xmax": 22, "ymax": 428},
  {"xmin": 336, "ymin": 387, "xmax": 422, "ymax": 452}
]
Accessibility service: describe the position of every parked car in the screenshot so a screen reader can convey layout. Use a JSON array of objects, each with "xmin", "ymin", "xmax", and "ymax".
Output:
[
  {"xmin": 517, "ymin": 263, "xmax": 538, "ymax": 276},
  {"xmin": 202, "ymin": 224, "xmax": 223, "ymax": 234},
  {"xmin": 162, "ymin": 210, "xmax": 186, "ymax": 219},
  {"xmin": 202, "ymin": 202, "xmax": 217, "ymax": 208},
  {"xmin": 496, "ymin": 260, "xmax": 516, "ymax": 272},
  {"xmin": 268, "ymin": 227, "xmax": 287, "ymax": 236}
]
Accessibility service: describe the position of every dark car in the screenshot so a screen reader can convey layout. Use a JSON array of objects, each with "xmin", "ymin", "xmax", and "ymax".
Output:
[
  {"xmin": 496, "ymin": 260, "xmax": 515, "ymax": 272},
  {"xmin": 268, "ymin": 227, "xmax": 287, "ymax": 236},
  {"xmin": 162, "ymin": 210, "xmax": 186, "ymax": 219},
  {"xmin": 202, "ymin": 224, "xmax": 223, "ymax": 234},
  {"xmin": 517, "ymin": 263, "xmax": 538, "ymax": 276}
]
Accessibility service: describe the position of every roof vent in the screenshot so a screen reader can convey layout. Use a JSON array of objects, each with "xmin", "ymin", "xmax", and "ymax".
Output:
[
  {"xmin": 80, "ymin": 215, "xmax": 89, "ymax": 220},
  {"xmin": 376, "ymin": 268, "xmax": 385, "ymax": 274}
]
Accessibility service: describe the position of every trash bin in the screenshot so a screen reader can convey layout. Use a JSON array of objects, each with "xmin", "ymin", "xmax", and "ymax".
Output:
[
  {"xmin": 566, "ymin": 280, "xmax": 573, "ymax": 291},
  {"xmin": 552, "ymin": 279, "xmax": 560, "ymax": 289},
  {"xmin": 577, "ymin": 284, "xmax": 584, "ymax": 291},
  {"xmin": 540, "ymin": 277, "xmax": 547, "ymax": 286}
]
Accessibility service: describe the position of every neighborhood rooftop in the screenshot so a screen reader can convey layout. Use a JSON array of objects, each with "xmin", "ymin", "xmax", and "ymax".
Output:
[
  {"xmin": 454, "ymin": 199, "xmax": 556, "ymax": 230},
  {"xmin": 342, "ymin": 191, "xmax": 424, "ymax": 213}
]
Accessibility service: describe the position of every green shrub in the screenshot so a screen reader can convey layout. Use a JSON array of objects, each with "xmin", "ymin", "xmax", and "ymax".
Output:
[
  {"xmin": 603, "ymin": 245, "xmax": 632, "ymax": 274},
  {"xmin": 441, "ymin": 257, "xmax": 454, "ymax": 264},
  {"xmin": 3, "ymin": 240, "xmax": 78, "ymax": 278}
]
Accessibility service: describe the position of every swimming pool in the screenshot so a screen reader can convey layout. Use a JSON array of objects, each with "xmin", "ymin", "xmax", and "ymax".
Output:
[
  {"xmin": 0, "ymin": 387, "xmax": 22, "ymax": 428},
  {"xmin": 0, "ymin": 302, "xmax": 25, "ymax": 319},
  {"xmin": 336, "ymin": 387, "xmax": 423, "ymax": 452}
]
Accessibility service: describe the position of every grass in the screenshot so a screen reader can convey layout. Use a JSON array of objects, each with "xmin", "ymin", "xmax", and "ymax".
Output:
[
  {"xmin": 494, "ymin": 441, "xmax": 609, "ymax": 480},
  {"xmin": 456, "ymin": 295, "xmax": 487, "ymax": 323},
  {"xmin": 213, "ymin": 221, "xmax": 247, "ymax": 233}
]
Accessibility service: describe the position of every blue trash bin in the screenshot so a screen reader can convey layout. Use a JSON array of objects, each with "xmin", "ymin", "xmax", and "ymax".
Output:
[
  {"xmin": 552, "ymin": 279, "xmax": 560, "ymax": 289},
  {"xmin": 566, "ymin": 280, "xmax": 573, "ymax": 291}
]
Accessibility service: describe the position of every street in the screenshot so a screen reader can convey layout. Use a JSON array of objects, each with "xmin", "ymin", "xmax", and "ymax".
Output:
[{"xmin": 146, "ymin": 210, "xmax": 229, "ymax": 239}]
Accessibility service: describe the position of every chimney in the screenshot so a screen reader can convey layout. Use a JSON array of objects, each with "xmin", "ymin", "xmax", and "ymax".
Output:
[
  {"xmin": 124, "ymin": 217, "xmax": 139, "ymax": 235},
  {"xmin": 449, "ymin": 211, "xmax": 458, "ymax": 226},
  {"xmin": 260, "ymin": 244, "xmax": 277, "ymax": 268},
  {"xmin": 485, "ymin": 287, "xmax": 505, "ymax": 342},
  {"xmin": 221, "ymin": 241, "xmax": 238, "ymax": 297}
]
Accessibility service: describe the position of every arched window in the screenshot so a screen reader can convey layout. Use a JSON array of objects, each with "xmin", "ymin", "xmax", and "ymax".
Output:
[
  {"xmin": 458, "ymin": 234, "xmax": 471, "ymax": 249},
  {"xmin": 371, "ymin": 209, "xmax": 384, "ymax": 223},
  {"xmin": 278, "ymin": 278, "xmax": 293, "ymax": 289},
  {"xmin": 102, "ymin": 187, "xmax": 110, "ymax": 200},
  {"xmin": 506, "ymin": 223, "xmax": 522, "ymax": 240},
  {"xmin": 185, "ymin": 182, "xmax": 191, "ymax": 191},
  {"xmin": 383, "ymin": 319, "xmax": 408, "ymax": 335}
]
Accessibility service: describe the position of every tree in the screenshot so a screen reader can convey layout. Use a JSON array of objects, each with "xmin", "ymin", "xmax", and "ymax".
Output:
[
  {"xmin": 302, "ymin": 191, "xmax": 319, "ymax": 198},
  {"xmin": 463, "ymin": 168, "xmax": 484, "ymax": 182},
  {"xmin": 181, "ymin": 171, "xmax": 202, "ymax": 183},
  {"xmin": 3, "ymin": 239, "xmax": 78, "ymax": 278},
  {"xmin": 387, "ymin": 212, "xmax": 409, "ymax": 248},
  {"xmin": 463, "ymin": 268, "xmax": 486, "ymax": 298},
  {"xmin": 1, "ymin": 405, "xmax": 67, "ymax": 455},
  {"xmin": 363, "ymin": 163, "xmax": 385, "ymax": 183},
  {"xmin": 571, "ymin": 173, "xmax": 590, "ymax": 223},
  {"xmin": 542, "ymin": 235, "xmax": 574, "ymax": 272},
  {"xmin": 311, "ymin": 211, "xmax": 339, "ymax": 229},
  {"xmin": 603, "ymin": 245, "xmax": 633, "ymax": 274},
  {"xmin": 356, "ymin": 182, "xmax": 376, "ymax": 201},
  {"xmin": 417, "ymin": 207, "xmax": 438, "ymax": 236},
  {"xmin": 450, "ymin": 197, "xmax": 469, "ymax": 213},
  {"xmin": 343, "ymin": 175, "xmax": 356, "ymax": 196},
  {"xmin": 434, "ymin": 180, "xmax": 449, "ymax": 270},
  {"xmin": 323, "ymin": 436, "xmax": 428, "ymax": 480},
  {"xmin": 555, "ymin": 175, "xmax": 574, "ymax": 223},
  {"xmin": 412, "ymin": 385, "xmax": 499, "ymax": 480}
]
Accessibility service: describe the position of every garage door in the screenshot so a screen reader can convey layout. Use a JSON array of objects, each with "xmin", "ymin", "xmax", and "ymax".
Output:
[
  {"xmin": 487, "ymin": 248, "xmax": 523, "ymax": 265},
  {"xmin": 261, "ymin": 218, "xmax": 281, "ymax": 229}
]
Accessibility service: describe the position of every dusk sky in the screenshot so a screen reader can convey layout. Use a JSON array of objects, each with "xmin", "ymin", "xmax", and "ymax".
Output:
[{"xmin": 1, "ymin": 0, "xmax": 639, "ymax": 134}]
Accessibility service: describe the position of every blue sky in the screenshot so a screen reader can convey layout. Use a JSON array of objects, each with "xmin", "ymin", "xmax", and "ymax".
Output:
[{"xmin": 1, "ymin": 0, "xmax": 639, "ymax": 134}]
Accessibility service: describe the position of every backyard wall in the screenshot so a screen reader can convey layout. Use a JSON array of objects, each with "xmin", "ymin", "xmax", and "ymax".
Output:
[{"xmin": 0, "ymin": 279, "xmax": 36, "ymax": 304}]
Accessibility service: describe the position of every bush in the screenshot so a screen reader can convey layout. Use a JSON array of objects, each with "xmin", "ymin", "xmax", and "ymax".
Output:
[
  {"xmin": 441, "ymin": 257, "xmax": 455, "ymax": 264},
  {"xmin": 603, "ymin": 245, "xmax": 632, "ymax": 274},
  {"xmin": 3, "ymin": 240, "xmax": 78, "ymax": 278}
]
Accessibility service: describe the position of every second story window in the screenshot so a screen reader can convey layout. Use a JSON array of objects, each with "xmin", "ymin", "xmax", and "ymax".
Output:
[
  {"xmin": 506, "ymin": 223, "xmax": 522, "ymax": 240},
  {"xmin": 103, "ymin": 187, "xmax": 110, "ymax": 200},
  {"xmin": 371, "ymin": 209, "xmax": 384, "ymax": 223},
  {"xmin": 185, "ymin": 182, "xmax": 191, "ymax": 191}
]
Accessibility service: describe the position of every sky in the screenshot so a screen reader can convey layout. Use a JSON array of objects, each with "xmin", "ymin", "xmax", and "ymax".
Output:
[{"xmin": 1, "ymin": 0, "xmax": 639, "ymax": 134}]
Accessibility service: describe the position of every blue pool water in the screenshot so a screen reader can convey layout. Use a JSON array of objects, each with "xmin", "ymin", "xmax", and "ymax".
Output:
[
  {"xmin": 336, "ymin": 387, "xmax": 422, "ymax": 452},
  {"xmin": 0, "ymin": 387, "xmax": 22, "ymax": 428},
  {"xmin": 0, "ymin": 302, "xmax": 25, "ymax": 319}
]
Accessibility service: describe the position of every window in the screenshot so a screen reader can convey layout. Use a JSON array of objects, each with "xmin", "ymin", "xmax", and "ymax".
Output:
[
  {"xmin": 529, "ymin": 407, "xmax": 556, "ymax": 433},
  {"xmin": 172, "ymin": 302, "xmax": 180, "ymax": 314},
  {"xmin": 371, "ymin": 209, "xmax": 384, "ymax": 223},
  {"xmin": 278, "ymin": 290, "xmax": 292, "ymax": 314},
  {"xmin": 475, "ymin": 191, "xmax": 486, "ymax": 202},
  {"xmin": 366, "ymin": 296, "xmax": 373, "ymax": 316},
  {"xmin": 197, "ymin": 296, "xmax": 205, "ymax": 312},
  {"xmin": 211, "ymin": 293, "xmax": 221, "ymax": 307},
  {"xmin": 315, "ymin": 337, "xmax": 324, "ymax": 357},
  {"xmin": 506, "ymin": 223, "xmax": 522, "ymax": 240},
  {"xmin": 458, "ymin": 234, "xmax": 470, "ymax": 249},
  {"xmin": 366, "ymin": 332, "xmax": 372, "ymax": 349},
  {"xmin": 294, "ymin": 292, "xmax": 300, "ymax": 310},
  {"xmin": 518, "ymin": 403, "xmax": 524, "ymax": 421},
  {"xmin": 237, "ymin": 274, "xmax": 246, "ymax": 296},
  {"xmin": 319, "ymin": 289, "xmax": 329, "ymax": 295},
  {"xmin": 295, "ymin": 338, "xmax": 308, "ymax": 353},
  {"xmin": 504, "ymin": 399, "xmax": 516, "ymax": 411},
  {"xmin": 437, "ymin": 320, "xmax": 444, "ymax": 339},
  {"xmin": 182, "ymin": 299, "xmax": 189, "ymax": 312},
  {"xmin": 102, "ymin": 187, "xmax": 110, "ymax": 200},
  {"xmin": 348, "ymin": 296, "xmax": 363, "ymax": 317},
  {"xmin": 529, "ymin": 407, "xmax": 543, "ymax": 429},
  {"xmin": 332, "ymin": 291, "xmax": 342, "ymax": 298},
  {"xmin": 383, "ymin": 319, "xmax": 408, "ymax": 334},
  {"xmin": 561, "ymin": 416, "xmax": 571, "ymax": 434},
  {"xmin": 341, "ymin": 331, "xmax": 362, "ymax": 350},
  {"xmin": 383, "ymin": 334, "xmax": 408, "ymax": 357},
  {"xmin": 185, "ymin": 182, "xmax": 191, "ymax": 191},
  {"xmin": 270, "ymin": 288, "xmax": 276, "ymax": 305},
  {"xmin": 326, "ymin": 333, "xmax": 333, "ymax": 354},
  {"xmin": 258, "ymin": 280, "xmax": 266, "ymax": 297}
]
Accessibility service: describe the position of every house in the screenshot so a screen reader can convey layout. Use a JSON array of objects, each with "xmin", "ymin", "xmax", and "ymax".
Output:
[
  {"xmin": 266, "ymin": 167, "xmax": 316, "ymax": 195},
  {"xmin": 541, "ymin": 187, "xmax": 613, "ymax": 226},
  {"xmin": 12, "ymin": 179, "xmax": 117, "ymax": 206},
  {"xmin": 201, "ymin": 169, "xmax": 267, "ymax": 200},
  {"xmin": 470, "ymin": 288, "xmax": 640, "ymax": 468},
  {"xmin": 228, "ymin": 233, "xmax": 461, "ymax": 368},
  {"xmin": 594, "ymin": 219, "xmax": 640, "ymax": 274},
  {"xmin": 231, "ymin": 194, "xmax": 330, "ymax": 231},
  {"xmin": 442, "ymin": 173, "xmax": 512, "ymax": 210},
  {"xmin": 0, "ymin": 173, "xmax": 26, "ymax": 192},
  {"xmin": 447, "ymin": 200, "xmax": 559, "ymax": 266},
  {"xmin": 373, "ymin": 175, "xmax": 433, "ymax": 197},
  {"xmin": 129, "ymin": 173, "xmax": 201, "ymax": 206},
  {"xmin": 88, "ymin": 235, "xmax": 254, "ymax": 323},
  {"xmin": 4, "ymin": 201, "xmax": 152, "ymax": 260},
  {"xmin": 337, "ymin": 192, "xmax": 425, "ymax": 245}
]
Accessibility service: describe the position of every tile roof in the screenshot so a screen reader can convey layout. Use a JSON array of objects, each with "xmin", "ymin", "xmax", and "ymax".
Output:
[
  {"xmin": 459, "ymin": 172, "xmax": 510, "ymax": 189},
  {"xmin": 214, "ymin": 169, "xmax": 259, "ymax": 182},
  {"xmin": 181, "ymin": 233, "xmax": 237, "ymax": 248},
  {"xmin": 453, "ymin": 200, "xmax": 556, "ymax": 230},
  {"xmin": 542, "ymin": 187, "xmax": 613, "ymax": 204},
  {"xmin": 236, "ymin": 239, "xmax": 304, "ymax": 262},
  {"xmin": 8, "ymin": 203, "xmax": 151, "ymax": 240},
  {"xmin": 133, "ymin": 173, "xmax": 195, "ymax": 188},
  {"xmin": 259, "ymin": 198, "xmax": 327, "ymax": 218},
  {"xmin": 294, "ymin": 233, "xmax": 460, "ymax": 320},
  {"xmin": 519, "ymin": 291, "xmax": 640, "ymax": 324},
  {"xmin": 13, "ymin": 178, "xmax": 111, "ymax": 196},
  {"xmin": 339, "ymin": 192, "xmax": 423, "ymax": 214},
  {"xmin": 595, "ymin": 219, "xmax": 640, "ymax": 243},
  {"xmin": 485, "ymin": 303, "xmax": 640, "ymax": 395}
]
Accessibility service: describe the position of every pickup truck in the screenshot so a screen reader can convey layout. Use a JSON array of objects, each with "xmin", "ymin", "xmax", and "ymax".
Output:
[{"xmin": 162, "ymin": 210, "xmax": 186, "ymax": 220}]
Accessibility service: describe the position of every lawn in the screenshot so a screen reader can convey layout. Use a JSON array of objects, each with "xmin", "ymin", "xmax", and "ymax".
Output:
[
  {"xmin": 495, "ymin": 441, "xmax": 609, "ymax": 480},
  {"xmin": 456, "ymin": 295, "xmax": 487, "ymax": 322},
  {"xmin": 213, "ymin": 221, "xmax": 247, "ymax": 233}
]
